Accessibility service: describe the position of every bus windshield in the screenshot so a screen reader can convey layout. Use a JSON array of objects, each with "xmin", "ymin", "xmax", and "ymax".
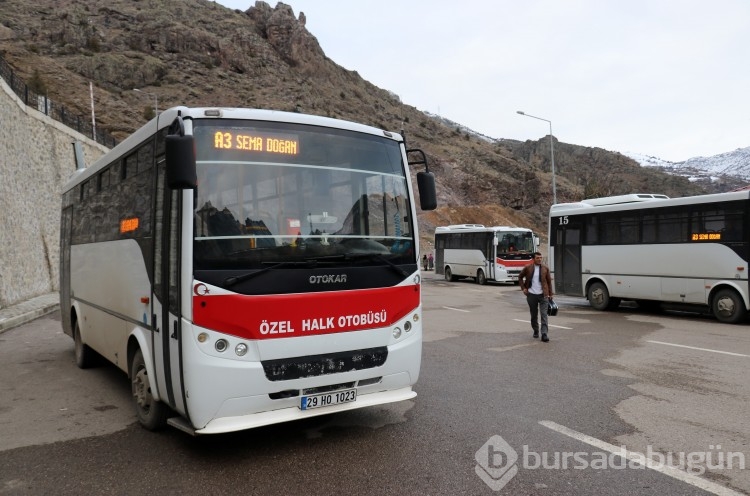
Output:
[
  {"xmin": 497, "ymin": 231, "xmax": 535, "ymax": 254},
  {"xmin": 192, "ymin": 120, "xmax": 414, "ymax": 270}
]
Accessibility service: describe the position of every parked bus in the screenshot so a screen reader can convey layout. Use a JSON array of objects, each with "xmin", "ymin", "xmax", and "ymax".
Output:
[
  {"xmin": 434, "ymin": 224, "xmax": 540, "ymax": 284},
  {"xmin": 549, "ymin": 192, "xmax": 750, "ymax": 323},
  {"xmin": 60, "ymin": 106, "xmax": 437, "ymax": 434}
]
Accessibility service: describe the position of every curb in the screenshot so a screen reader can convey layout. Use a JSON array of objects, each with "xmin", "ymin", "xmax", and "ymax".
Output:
[{"xmin": 0, "ymin": 296, "xmax": 60, "ymax": 334}]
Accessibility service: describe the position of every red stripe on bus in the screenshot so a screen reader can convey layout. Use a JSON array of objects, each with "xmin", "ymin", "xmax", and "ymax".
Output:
[
  {"xmin": 193, "ymin": 285, "xmax": 420, "ymax": 340},
  {"xmin": 497, "ymin": 258, "xmax": 531, "ymax": 267}
]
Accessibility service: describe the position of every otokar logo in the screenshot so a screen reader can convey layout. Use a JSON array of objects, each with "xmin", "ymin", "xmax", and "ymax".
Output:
[
  {"xmin": 309, "ymin": 274, "xmax": 347, "ymax": 284},
  {"xmin": 475, "ymin": 435, "xmax": 518, "ymax": 491}
]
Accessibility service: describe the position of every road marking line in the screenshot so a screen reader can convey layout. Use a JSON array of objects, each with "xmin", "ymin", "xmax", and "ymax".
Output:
[
  {"xmin": 539, "ymin": 420, "xmax": 744, "ymax": 496},
  {"xmin": 442, "ymin": 306, "xmax": 470, "ymax": 313},
  {"xmin": 513, "ymin": 319, "xmax": 572, "ymax": 330},
  {"xmin": 488, "ymin": 343, "xmax": 538, "ymax": 352},
  {"xmin": 646, "ymin": 340, "xmax": 750, "ymax": 358}
]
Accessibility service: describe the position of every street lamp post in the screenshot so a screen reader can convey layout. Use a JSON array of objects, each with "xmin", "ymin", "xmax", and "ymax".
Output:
[
  {"xmin": 516, "ymin": 110, "xmax": 556, "ymax": 204},
  {"xmin": 133, "ymin": 88, "xmax": 158, "ymax": 115}
]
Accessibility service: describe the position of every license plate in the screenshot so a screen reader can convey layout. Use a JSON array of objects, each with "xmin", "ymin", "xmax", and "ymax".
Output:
[{"xmin": 300, "ymin": 388, "xmax": 357, "ymax": 410}]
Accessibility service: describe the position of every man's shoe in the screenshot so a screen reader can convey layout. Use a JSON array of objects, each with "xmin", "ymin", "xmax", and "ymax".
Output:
[
  {"xmin": 541, "ymin": 334, "xmax": 549, "ymax": 342},
  {"xmin": 533, "ymin": 331, "xmax": 539, "ymax": 338}
]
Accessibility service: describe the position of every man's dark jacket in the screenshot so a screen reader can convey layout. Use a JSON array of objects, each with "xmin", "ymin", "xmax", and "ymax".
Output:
[{"xmin": 518, "ymin": 263, "xmax": 554, "ymax": 298}]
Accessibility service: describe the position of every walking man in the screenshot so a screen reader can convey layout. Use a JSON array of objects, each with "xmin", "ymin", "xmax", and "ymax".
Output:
[{"xmin": 518, "ymin": 252, "xmax": 554, "ymax": 342}]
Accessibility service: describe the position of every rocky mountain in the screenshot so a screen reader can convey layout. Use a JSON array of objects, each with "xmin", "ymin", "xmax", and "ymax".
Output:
[
  {"xmin": 0, "ymin": 0, "xmax": 712, "ymax": 248},
  {"xmin": 626, "ymin": 147, "xmax": 750, "ymax": 193}
]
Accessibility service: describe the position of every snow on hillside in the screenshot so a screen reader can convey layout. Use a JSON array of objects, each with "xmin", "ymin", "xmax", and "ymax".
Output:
[
  {"xmin": 424, "ymin": 112, "xmax": 497, "ymax": 143},
  {"xmin": 625, "ymin": 146, "xmax": 750, "ymax": 187}
]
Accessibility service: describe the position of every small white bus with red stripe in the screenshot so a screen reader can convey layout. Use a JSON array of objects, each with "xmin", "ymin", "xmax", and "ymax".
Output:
[
  {"xmin": 434, "ymin": 224, "xmax": 540, "ymax": 284},
  {"xmin": 60, "ymin": 107, "xmax": 437, "ymax": 434}
]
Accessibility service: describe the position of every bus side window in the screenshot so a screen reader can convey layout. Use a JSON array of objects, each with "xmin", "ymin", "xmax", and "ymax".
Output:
[{"xmin": 723, "ymin": 215, "xmax": 743, "ymax": 241}]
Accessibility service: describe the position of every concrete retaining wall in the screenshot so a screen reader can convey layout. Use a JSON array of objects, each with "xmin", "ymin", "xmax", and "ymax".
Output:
[{"xmin": 0, "ymin": 78, "xmax": 109, "ymax": 309}]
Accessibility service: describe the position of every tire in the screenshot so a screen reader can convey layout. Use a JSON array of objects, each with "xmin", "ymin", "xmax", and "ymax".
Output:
[
  {"xmin": 74, "ymin": 320, "xmax": 97, "ymax": 369},
  {"xmin": 445, "ymin": 267, "xmax": 456, "ymax": 282},
  {"xmin": 712, "ymin": 288, "xmax": 747, "ymax": 324},
  {"xmin": 476, "ymin": 270, "xmax": 487, "ymax": 285},
  {"xmin": 588, "ymin": 281, "xmax": 616, "ymax": 311},
  {"xmin": 130, "ymin": 349, "xmax": 169, "ymax": 431}
]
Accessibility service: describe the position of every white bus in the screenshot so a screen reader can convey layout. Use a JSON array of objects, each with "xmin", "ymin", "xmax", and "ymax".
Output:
[
  {"xmin": 549, "ymin": 192, "xmax": 750, "ymax": 323},
  {"xmin": 60, "ymin": 106, "xmax": 437, "ymax": 434},
  {"xmin": 434, "ymin": 224, "xmax": 540, "ymax": 284}
]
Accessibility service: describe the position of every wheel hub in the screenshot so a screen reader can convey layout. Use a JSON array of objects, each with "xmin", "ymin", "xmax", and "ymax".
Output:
[
  {"xmin": 717, "ymin": 297, "xmax": 735, "ymax": 314},
  {"xmin": 133, "ymin": 368, "xmax": 151, "ymax": 409},
  {"xmin": 592, "ymin": 289, "xmax": 604, "ymax": 304}
]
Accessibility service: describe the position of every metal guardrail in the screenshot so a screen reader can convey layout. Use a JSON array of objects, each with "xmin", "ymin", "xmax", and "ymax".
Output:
[{"xmin": 0, "ymin": 54, "xmax": 117, "ymax": 147}]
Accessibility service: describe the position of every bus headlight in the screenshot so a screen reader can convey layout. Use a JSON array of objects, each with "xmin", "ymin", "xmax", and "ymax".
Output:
[
  {"xmin": 392, "ymin": 327, "xmax": 402, "ymax": 339},
  {"xmin": 197, "ymin": 332, "xmax": 209, "ymax": 343},
  {"xmin": 235, "ymin": 343, "xmax": 248, "ymax": 356},
  {"xmin": 215, "ymin": 339, "xmax": 228, "ymax": 353},
  {"xmin": 404, "ymin": 321, "xmax": 412, "ymax": 333}
]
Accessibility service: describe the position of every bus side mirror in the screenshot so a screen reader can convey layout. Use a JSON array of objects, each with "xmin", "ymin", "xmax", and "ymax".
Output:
[
  {"xmin": 407, "ymin": 148, "xmax": 437, "ymax": 211},
  {"xmin": 165, "ymin": 134, "xmax": 197, "ymax": 190},
  {"xmin": 416, "ymin": 171, "xmax": 437, "ymax": 211}
]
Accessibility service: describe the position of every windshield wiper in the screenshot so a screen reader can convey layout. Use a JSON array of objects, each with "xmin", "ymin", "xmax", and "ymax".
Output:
[
  {"xmin": 343, "ymin": 253, "xmax": 410, "ymax": 277},
  {"xmin": 224, "ymin": 261, "xmax": 307, "ymax": 287},
  {"xmin": 224, "ymin": 256, "xmax": 345, "ymax": 286},
  {"xmin": 223, "ymin": 253, "xmax": 410, "ymax": 287},
  {"xmin": 308, "ymin": 253, "xmax": 410, "ymax": 277}
]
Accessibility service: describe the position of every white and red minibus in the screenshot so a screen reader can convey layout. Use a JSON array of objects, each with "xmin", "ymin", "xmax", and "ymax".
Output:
[
  {"xmin": 434, "ymin": 224, "xmax": 540, "ymax": 284},
  {"xmin": 60, "ymin": 107, "xmax": 437, "ymax": 434}
]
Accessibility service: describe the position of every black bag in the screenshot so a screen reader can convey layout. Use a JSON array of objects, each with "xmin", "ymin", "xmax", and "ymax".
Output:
[{"xmin": 547, "ymin": 298, "xmax": 559, "ymax": 316}]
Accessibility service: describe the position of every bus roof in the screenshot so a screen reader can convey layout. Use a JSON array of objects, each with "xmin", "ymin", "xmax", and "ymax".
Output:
[
  {"xmin": 435, "ymin": 224, "xmax": 486, "ymax": 230},
  {"xmin": 435, "ymin": 224, "xmax": 535, "ymax": 233},
  {"xmin": 562, "ymin": 193, "xmax": 670, "ymax": 207},
  {"xmin": 550, "ymin": 190, "xmax": 750, "ymax": 216}
]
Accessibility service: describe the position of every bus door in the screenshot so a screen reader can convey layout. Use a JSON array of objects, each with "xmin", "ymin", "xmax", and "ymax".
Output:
[
  {"xmin": 490, "ymin": 233, "xmax": 500, "ymax": 280},
  {"xmin": 435, "ymin": 236, "xmax": 445, "ymax": 276},
  {"xmin": 553, "ymin": 216, "xmax": 583, "ymax": 296},
  {"xmin": 60, "ymin": 205, "xmax": 73, "ymax": 336},
  {"xmin": 152, "ymin": 162, "xmax": 187, "ymax": 417}
]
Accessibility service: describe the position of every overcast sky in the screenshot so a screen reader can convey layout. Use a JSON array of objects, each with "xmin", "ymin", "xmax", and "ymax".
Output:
[{"xmin": 216, "ymin": 0, "xmax": 750, "ymax": 162}]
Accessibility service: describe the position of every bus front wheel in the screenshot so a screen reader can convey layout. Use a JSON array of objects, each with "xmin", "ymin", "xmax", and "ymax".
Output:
[
  {"xmin": 445, "ymin": 267, "xmax": 456, "ymax": 282},
  {"xmin": 476, "ymin": 269, "xmax": 486, "ymax": 285},
  {"xmin": 588, "ymin": 281, "xmax": 616, "ymax": 311},
  {"xmin": 712, "ymin": 289, "xmax": 747, "ymax": 324},
  {"xmin": 131, "ymin": 349, "xmax": 169, "ymax": 431}
]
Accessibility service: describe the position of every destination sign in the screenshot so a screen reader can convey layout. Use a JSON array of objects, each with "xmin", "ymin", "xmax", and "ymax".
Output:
[
  {"xmin": 120, "ymin": 217, "xmax": 139, "ymax": 233},
  {"xmin": 691, "ymin": 232, "xmax": 721, "ymax": 241},
  {"xmin": 213, "ymin": 131, "xmax": 299, "ymax": 155}
]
